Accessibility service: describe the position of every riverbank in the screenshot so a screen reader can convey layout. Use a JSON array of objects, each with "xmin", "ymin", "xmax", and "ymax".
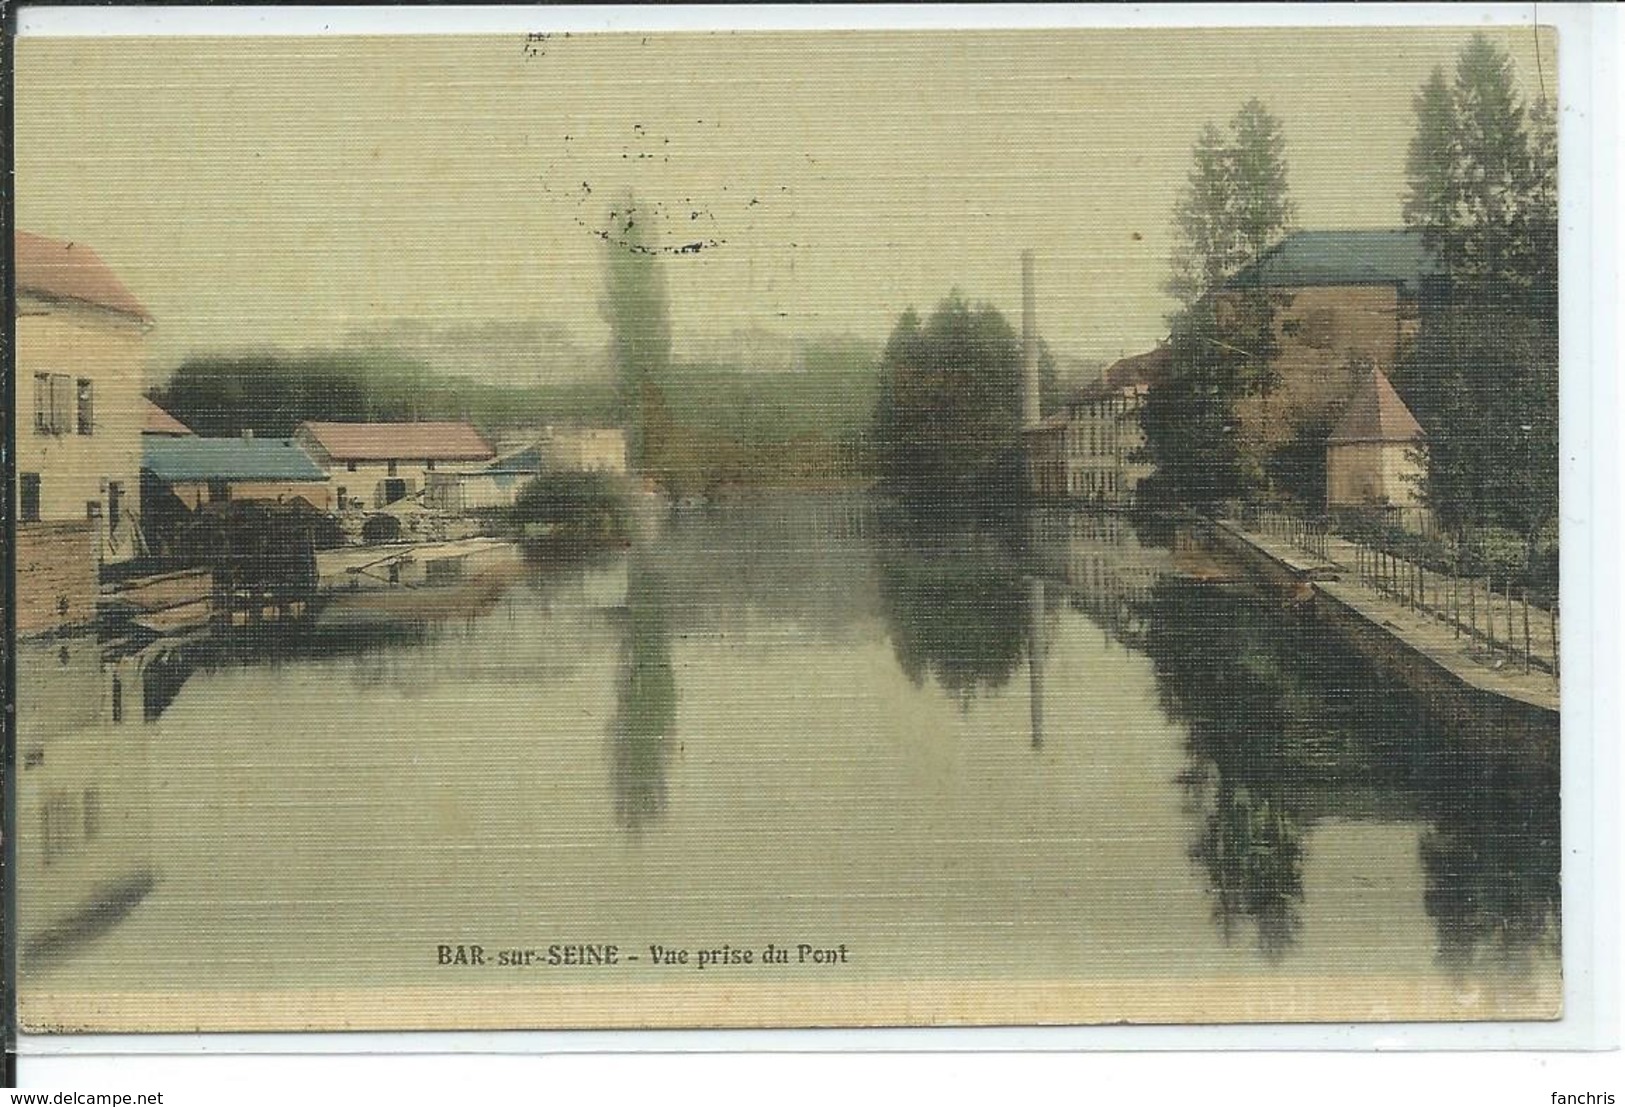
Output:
[{"xmin": 1209, "ymin": 518, "xmax": 1559, "ymax": 727}]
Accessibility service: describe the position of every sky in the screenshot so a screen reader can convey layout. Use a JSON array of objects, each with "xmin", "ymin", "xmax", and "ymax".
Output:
[{"xmin": 15, "ymin": 25, "xmax": 1556, "ymax": 384}]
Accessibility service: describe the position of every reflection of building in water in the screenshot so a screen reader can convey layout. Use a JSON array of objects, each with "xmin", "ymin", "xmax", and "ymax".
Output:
[
  {"xmin": 1030, "ymin": 511, "xmax": 1175, "ymax": 649},
  {"xmin": 1027, "ymin": 577, "xmax": 1046, "ymax": 749},
  {"xmin": 15, "ymin": 639, "xmax": 157, "ymax": 974}
]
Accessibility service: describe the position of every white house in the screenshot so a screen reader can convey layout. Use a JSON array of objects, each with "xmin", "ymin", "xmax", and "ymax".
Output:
[
  {"xmin": 15, "ymin": 231, "xmax": 152, "ymax": 632},
  {"xmin": 293, "ymin": 421, "xmax": 495, "ymax": 509}
]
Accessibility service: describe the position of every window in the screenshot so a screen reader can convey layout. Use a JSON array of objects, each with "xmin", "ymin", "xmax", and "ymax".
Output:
[
  {"xmin": 386, "ymin": 460, "xmax": 399, "ymax": 477},
  {"xmin": 41, "ymin": 794, "xmax": 76, "ymax": 866},
  {"xmin": 50, "ymin": 374, "xmax": 72, "ymax": 434},
  {"xmin": 33, "ymin": 374, "xmax": 50, "ymax": 433},
  {"xmin": 32, "ymin": 374, "xmax": 74, "ymax": 435},
  {"xmin": 207, "ymin": 479, "xmax": 231, "ymax": 503},
  {"xmin": 76, "ymin": 379, "xmax": 94, "ymax": 435},
  {"xmin": 107, "ymin": 481, "xmax": 123, "ymax": 529},
  {"xmin": 19, "ymin": 474, "xmax": 41, "ymax": 522},
  {"xmin": 111, "ymin": 676, "xmax": 124, "ymax": 724},
  {"xmin": 82, "ymin": 788, "xmax": 102, "ymax": 840},
  {"xmin": 347, "ymin": 460, "xmax": 358, "ymax": 473},
  {"xmin": 426, "ymin": 459, "xmax": 436, "ymax": 472}
]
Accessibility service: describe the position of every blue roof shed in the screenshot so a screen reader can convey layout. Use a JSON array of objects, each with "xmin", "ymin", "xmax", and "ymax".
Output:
[{"xmin": 143, "ymin": 436, "xmax": 330, "ymax": 483}]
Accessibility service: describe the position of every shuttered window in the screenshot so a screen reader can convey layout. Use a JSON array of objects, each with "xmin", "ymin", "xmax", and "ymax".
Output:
[
  {"xmin": 33, "ymin": 375, "xmax": 50, "ymax": 433},
  {"xmin": 50, "ymin": 374, "xmax": 72, "ymax": 434},
  {"xmin": 76, "ymin": 379, "xmax": 94, "ymax": 435}
]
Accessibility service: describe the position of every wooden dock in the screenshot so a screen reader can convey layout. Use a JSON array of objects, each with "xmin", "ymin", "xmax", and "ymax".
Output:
[{"xmin": 315, "ymin": 537, "xmax": 515, "ymax": 592}]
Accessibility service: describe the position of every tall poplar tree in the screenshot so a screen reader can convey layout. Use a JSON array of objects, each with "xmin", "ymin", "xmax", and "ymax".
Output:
[
  {"xmin": 600, "ymin": 191, "xmax": 673, "ymax": 472},
  {"xmin": 1143, "ymin": 98, "xmax": 1294, "ymax": 506}
]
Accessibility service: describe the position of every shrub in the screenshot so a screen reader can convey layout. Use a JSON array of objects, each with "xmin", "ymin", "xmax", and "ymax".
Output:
[{"xmin": 512, "ymin": 471, "xmax": 629, "ymax": 542}]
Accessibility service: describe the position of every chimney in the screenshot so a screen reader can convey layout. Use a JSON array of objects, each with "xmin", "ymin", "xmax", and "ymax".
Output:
[{"xmin": 1021, "ymin": 250, "xmax": 1040, "ymax": 429}]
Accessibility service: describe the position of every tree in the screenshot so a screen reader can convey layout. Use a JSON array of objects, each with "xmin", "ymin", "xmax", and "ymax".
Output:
[
  {"xmin": 1399, "ymin": 34, "xmax": 1558, "ymax": 541},
  {"xmin": 599, "ymin": 192, "xmax": 673, "ymax": 472},
  {"xmin": 1403, "ymin": 67, "xmax": 1465, "ymax": 273},
  {"xmin": 1144, "ymin": 99, "xmax": 1294, "ymax": 506},
  {"xmin": 872, "ymin": 292, "xmax": 1024, "ymax": 509}
]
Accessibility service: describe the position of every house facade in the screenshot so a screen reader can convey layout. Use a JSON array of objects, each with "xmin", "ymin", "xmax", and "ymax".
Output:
[
  {"xmin": 542, "ymin": 426, "xmax": 628, "ymax": 475},
  {"xmin": 293, "ymin": 421, "xmax": 495, "ymax": 509},
  {"xmin": 1025, "ymin": 346, "xmax": 1164, "ymax": 506},
  {"xmin": 424, "ymin": 445, "xmax": 541, "ymax": 512},
  {"xmin": 15, "ymin": 231, "xmax": 152, "ymax": 633}
]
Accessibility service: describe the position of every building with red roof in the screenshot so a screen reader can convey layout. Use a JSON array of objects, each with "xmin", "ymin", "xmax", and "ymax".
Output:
[
  {"xmin": 1326, "ymin": 366, "xmax": 1426, "ymax": 509},
  {"xmin": 294, "ymin": 421, "xmax": 495, "ymax": 509},
  {"xmin": 15, "ymin": 231, "xmax": 152, "ymax": 628}
]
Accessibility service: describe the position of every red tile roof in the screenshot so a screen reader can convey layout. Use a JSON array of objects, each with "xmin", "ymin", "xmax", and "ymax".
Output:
[
  {"xmin": 298, "ymin": 421, "xmax": 495, "ymax": 462},
  {"xmin": 16, "ymin": 230, "xmax": 151, "ymax": 321},
  {"xmin": 143, "ymin": 399, "xmax": 195, "ymax": 436},
  {"xmin": 1102, "ymin": 345, "xmax": 1171, "ymax": 391},
  {"xmin": 1072, "ymin": 345, "xmax": 1170, "ymax": 403},
  {"xmin": 1328, "ymin": 368, "xmax": 1424, "ymax": 444}
]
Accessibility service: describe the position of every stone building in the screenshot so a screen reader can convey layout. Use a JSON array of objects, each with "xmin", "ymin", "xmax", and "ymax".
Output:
[
  {"xmin": 1219, "ymin": 229, "xmax": 1436, "ymax": 457},
  {"xmin": 1325, "ymin": 366, "xmax": 1426, "ymax": 510}
]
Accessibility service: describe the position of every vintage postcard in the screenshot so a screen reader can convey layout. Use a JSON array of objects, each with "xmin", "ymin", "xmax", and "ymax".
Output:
[{"xmin": 9, "ymin": 17, "xmax": 1571, "ymax": 1034}]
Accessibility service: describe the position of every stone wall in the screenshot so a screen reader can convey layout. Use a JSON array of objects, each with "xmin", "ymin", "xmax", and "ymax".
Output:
[{"xmin": 14, "ymin": 521, "xmax": 98, "ymax": 637}]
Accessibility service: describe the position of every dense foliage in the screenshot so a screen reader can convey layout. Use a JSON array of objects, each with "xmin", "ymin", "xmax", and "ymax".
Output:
[
  {"xmin": 511, "ymin": 470, "xmax": 630, "ymax": 544},
  {"xmin": 871, "ymin": 293, "xmax": 1026, "ymax": 510},
  {"xmin": 1395, "ymin": 34, "xmax": 1559, "ymax": 542}
]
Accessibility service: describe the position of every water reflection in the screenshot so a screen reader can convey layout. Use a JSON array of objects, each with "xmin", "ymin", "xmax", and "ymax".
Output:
[
  {"xmin": 13, "ymin": 496, "xmax": 1561, "ymax": 1005},
  {"xmin": 1419, "ymin": 738, "xmax": 1561, "ymax": 980},
  {"xmin": 608, "ymin": 554, "xmax": 678, "ymax": 831},
  {"xmin": 16, "ymin": 638, "xmax": 159, "ymax": 974},
  {"xmin": 1134, "ymin": 565, "xmax": 1559, "ymax": 969},
  {"xmin": 875, "ymin": 520, "xmax": 1033, "ymax": 702}
]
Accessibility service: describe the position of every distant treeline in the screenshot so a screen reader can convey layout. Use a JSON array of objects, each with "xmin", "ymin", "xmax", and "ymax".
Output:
[{"xmin": 148, "ymin": 341, "xmax": 881, "ymax": 486}]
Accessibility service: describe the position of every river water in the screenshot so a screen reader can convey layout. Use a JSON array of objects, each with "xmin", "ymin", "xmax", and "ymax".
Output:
[{"xmin": 15, "ymin": 495, "xmax": 1560, "ymax": 1027}]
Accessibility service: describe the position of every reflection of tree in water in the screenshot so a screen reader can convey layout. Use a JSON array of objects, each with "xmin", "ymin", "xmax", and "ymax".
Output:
[
  {"xmin": 1418, "ymin": 736, "xmax": 1560, "ymax": 980},
  {"xmin": 875, "ymin": 521, "xmax": 1031, "ymax": 702},
  {"xmin": 609, "ymin": 556, "xmax": 677, "ymax": 831},
  {"xmin": 1145, "ymin": 578, "xmax": 1309, "ymax": 960},
  {"xmin": 1140, "ymin": 572, "xmax": 1559, "ymax": 972}
]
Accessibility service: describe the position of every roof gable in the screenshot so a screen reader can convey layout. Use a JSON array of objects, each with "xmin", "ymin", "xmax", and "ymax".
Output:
[
  {"xmin": 16, "ymin": 230, "xmax": 152, "ymax": 321},
  {"xmin": 1328, "ymin": 368, "xmax": 1424, "ymax": 444},
  {"xmin": 143, "ymin": 437, "xmax": 330, "ymax": 483},
  {"xmin": 143, "ymin": 399, "xmax": 195, "ymax": 436},
  {"xmin": 297, "ymin": 421, "xmax": 495, "ymax": 462}
]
